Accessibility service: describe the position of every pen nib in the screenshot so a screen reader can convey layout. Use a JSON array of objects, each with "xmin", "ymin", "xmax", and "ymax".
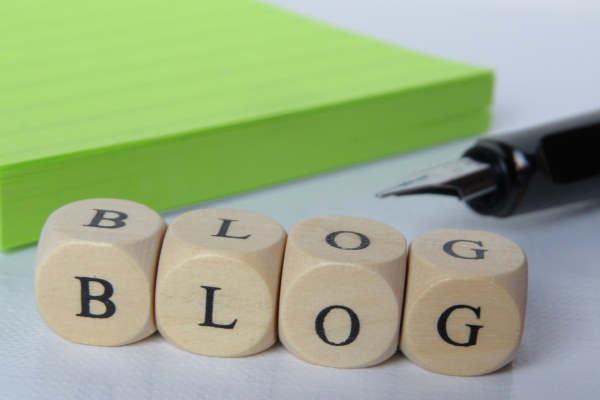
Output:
[{"xmin": 376, "ymin": 157, "xmax": 498, "ymax": 201}]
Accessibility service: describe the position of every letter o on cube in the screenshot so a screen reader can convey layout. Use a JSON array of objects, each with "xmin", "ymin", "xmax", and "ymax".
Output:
[
  {"xmin": 400, "ymin": 229, "xmax": 528, "ymax": 376},
  {"xmin": 35, "ymin": 199, "xmax": 166, "ymax": 346},
  {"xmin": 278, "ymin": 216, "xmax": 407, "ymax": 368}
]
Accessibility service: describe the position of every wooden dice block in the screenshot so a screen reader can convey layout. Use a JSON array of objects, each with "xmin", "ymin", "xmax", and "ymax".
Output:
[
  {"xmin": 278, "ymin": 216, "xmax": 407, "ymax": 368},
  {"xmin": 35, "ymin": 198, "xmax": 167, "ymax": 346},
  {"xmin": 400, "ymin": 229, "xmax": 528, "ymax": 376},
  {"xmin": 155, "ymin": 208, "xmax": 286, "ymax": 357}
]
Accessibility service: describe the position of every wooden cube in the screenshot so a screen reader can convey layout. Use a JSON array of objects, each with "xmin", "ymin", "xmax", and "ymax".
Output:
[
  {"xmin": 400, "ymin": 229, "xmax": 528, "ymax": 376},
  {"xmin": 155, "ymin": 208, "xmax": 286, "ymax": 357},
  {"xmin": 35, "ymin": 198, "xmax": 166, "ymax": 346},
  {"xmin": 278, "ymin": 216, "xmax": 407, "ymax": 368}
]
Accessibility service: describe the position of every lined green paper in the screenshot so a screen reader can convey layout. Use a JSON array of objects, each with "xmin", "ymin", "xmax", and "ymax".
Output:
[{"xmin": 0, "ymin": 0, "xmax": 493, "ymax": 249}]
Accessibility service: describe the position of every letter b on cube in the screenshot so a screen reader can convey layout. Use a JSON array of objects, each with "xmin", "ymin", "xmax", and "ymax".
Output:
[
  {"xmin": 278, "ymin": 216, "xmax": 407, "ymax": 368},
  {"xmin": 35, "ymin": 199, "xmax": 167, "ymax": 346}
]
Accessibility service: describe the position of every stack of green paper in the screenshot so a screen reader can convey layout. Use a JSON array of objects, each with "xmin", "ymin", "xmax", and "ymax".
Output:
[{"xmin": 0, "ymin": 0, "xmax": 493, "ymax": 249}]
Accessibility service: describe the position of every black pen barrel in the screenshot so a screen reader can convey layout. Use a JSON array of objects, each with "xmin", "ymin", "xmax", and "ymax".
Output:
[{"xmin": 462, "ymin": 119, "xmax": 600, "ymax": 217}]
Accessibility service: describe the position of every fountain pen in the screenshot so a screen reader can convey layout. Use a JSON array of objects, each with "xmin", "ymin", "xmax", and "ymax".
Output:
[{"xmin": 376, "ymin": 113, "xmax": 600, "ymax": 217}]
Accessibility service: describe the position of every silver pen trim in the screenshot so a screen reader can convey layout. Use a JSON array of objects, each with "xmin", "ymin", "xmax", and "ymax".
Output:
[{"xmin": 376, "ymin": 157, "xmax": 498, "ymax": 201}]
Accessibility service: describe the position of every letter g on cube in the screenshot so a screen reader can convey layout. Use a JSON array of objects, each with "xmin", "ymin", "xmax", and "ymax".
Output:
[{"xmin": 400, "ymin": 229, "xmax": 528, "ymax": 376}]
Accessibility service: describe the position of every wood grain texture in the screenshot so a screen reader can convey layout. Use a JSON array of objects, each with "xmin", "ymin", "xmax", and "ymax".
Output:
[
  {"xmin": 35, "ymin": 198, "xmax": 166, "ymax": 346},
  {"xmin": 155, "ymin": 208, "xmax": 286, "ymax": 357},
  {"xmin": 278, "ymin": 216, "xmax": 407, "ymax": 368},
  {"xmin": 400, "ymin": 229, "xmax": 528, "ymax": 376}
]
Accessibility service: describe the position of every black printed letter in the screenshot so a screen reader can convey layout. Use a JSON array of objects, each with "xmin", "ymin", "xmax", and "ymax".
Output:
[
  {"xmin": 442, "ymin": 240, "xmax": 487, "ymax": 260},
  {"xmin": 315, "ymin": 305, "xmax": 360, "ymax": 346},
  {"xmin": 325, "ymin": 231, "xmax": 370, "ymax": 250},
  {"xmin": 212, "ymin": 219, "xmax": 251, "ymax": 240},
  {"xmin": 198, "ymin": 286, "xmax": 237, "ymax": 329},
  {"xmin": 84, "ymin": 209, "xmax": 128, "ymax": 229},
  {"xmin": 437, "ymin": 304, "xmax": 483, "ymax": 347},
  {"xmin": 75, "ymin": 277, "xmax": 116, "ymax": 318}
]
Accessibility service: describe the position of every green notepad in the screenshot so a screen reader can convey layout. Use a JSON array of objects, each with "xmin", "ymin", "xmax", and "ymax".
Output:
[{"xmin": 0, "ymin": 0, "xmax": 493, "ymax": 249}]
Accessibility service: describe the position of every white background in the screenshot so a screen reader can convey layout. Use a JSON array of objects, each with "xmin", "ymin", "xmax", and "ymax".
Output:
[{"xmin": 2, "ymin": 0, "xmax": 600, "ymax": 398}]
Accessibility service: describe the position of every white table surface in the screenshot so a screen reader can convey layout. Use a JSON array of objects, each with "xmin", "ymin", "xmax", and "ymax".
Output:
[{"xmin": 2, "ymin": 1, "xmax": 600, "ymax": 398}]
